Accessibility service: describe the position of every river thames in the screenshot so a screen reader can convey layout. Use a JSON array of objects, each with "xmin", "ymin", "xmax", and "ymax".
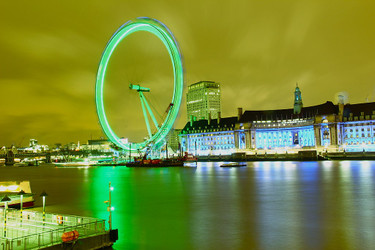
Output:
[{"xmin": 1, "ymin": 161, "xmax": 375, "ymax": 249}]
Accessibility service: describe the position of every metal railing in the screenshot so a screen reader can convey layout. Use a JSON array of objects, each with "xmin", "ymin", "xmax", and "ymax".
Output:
[{"xmin": 0, "ymin": 208, "xmax": 106, "ymax": 250}]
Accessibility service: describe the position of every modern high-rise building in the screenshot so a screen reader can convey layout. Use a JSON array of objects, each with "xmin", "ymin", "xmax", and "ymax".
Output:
[{"xmin": 186, "ymin": 81, "xmax": 221, "ymax": 120}]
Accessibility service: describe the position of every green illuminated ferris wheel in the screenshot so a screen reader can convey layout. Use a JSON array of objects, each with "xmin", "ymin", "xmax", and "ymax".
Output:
[{"xmin": 95, "ymin": 17, "xmax": 184, "ymax": 152}]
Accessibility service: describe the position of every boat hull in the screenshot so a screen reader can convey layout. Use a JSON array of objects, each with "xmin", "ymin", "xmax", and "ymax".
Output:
[
  {"xmin": 0, "ymin": 181, "xmax": 35, "ymax": 208},
  {"xmin": 220, "ymin": 163, "xmax": 247, "ymax": 167},
  {"xmin": 125, "ymin": 161, "xmax": 184, "ymax": 167},
  {"xmin": 0, "ymin": 195, "xmax": 35, "ymax": 208}
]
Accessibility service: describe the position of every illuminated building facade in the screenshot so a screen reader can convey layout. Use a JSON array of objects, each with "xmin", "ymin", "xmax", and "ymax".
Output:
[
  {"xmin": 186, "ymin": 81, "xmax": 221, "ymax": 120},
  {"xmin": 339, "ymin": 102, "xmax": 375, "ymax": 151},
  {"xmin": 181, "ymin": 86, "xmax": 375, "ymax": 155},
  {"xmin": 237, "ymin": 101, "xmax": 338, "ymax": 151},
  {"xmin": 180, "ymin": 114, "xmax": 237, "ymax": 156},
  {"xmin": 20, "ymin": 139, "xmax": 49, "ymax": 153},
  {"xmin": 84, "ymin": 139, "xmax": 112, "ymax": 152},
  {"xmin": 166, "ymin": 128, "xmax": 182, "ymax": 154}
]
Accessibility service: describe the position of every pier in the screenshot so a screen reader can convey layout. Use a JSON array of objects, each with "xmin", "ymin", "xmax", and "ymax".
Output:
[{"xmin": 0, "ymin": 208, "xmax": 117, "ymax": 249}]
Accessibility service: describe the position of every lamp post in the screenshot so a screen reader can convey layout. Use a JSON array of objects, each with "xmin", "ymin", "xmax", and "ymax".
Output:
[
  {"xmin": 19, "ymin": 190, "xmax": 25, "ymax": 226},
  {"xmin": 104, "ymin": 182, "xmax": 114, "ymax": 230},
  {"xmin": 2, "ymin": 195, "xmax": 11, "ymax": 237},
  {"xmin": 129, "ymin": 143, "xmax": 132, "ymax": 162},
  {"xmin": 40, "ymin": 191, "xmax": 48, "ymax": 225},
  {"xmin": 166, "ymin": 141, "xmax": 168, "ymax": 160}
]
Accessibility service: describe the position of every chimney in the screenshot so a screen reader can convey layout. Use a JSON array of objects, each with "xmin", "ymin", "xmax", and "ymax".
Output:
[
  {"xmin": 217, "ymin": 112, "xmax": 221, "ymax": 124},
  {"xmin": 338, "ymin": 95, "xmax": 344, "ymax": 122},
  {"xmin": 238, "ymin": 107, "xmax": 243, "ymax": 121},
  {"xmin": 208, "ymin": 112, "xmax": 211, "ymax": 125}
]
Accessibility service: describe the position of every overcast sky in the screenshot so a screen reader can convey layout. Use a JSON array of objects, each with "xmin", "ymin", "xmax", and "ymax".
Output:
[{"xmin": 1, "ymin": 0, "xmax": 374, "ymax": 146}]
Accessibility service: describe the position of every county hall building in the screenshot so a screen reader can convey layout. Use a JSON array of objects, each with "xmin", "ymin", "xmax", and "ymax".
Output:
[{"xmin": 180, "ymin": 86, "xmax": 375, "ymax": 156}]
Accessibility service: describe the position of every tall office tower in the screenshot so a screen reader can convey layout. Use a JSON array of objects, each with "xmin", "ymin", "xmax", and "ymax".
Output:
[{"xmin": 186, "ymin": 81, "xmax": 221, "ymax": 120}]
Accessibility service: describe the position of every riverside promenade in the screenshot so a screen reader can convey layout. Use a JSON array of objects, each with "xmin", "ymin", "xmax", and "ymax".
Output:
[{"xmin": 0, "ymin": 208, "xmax": 117, "ymax": 249}]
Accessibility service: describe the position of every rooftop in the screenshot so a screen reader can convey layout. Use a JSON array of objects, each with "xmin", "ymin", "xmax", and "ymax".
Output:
[
  {"xmin": 239, "ymin": 101, "xmax": 338, "ymax": 122},
  {"xmin": 188, "ymin": 81, "xmax": 220, "ymax": 90},
  {"xmin": 181, "ymin": 116, "xmax": 237, "ymax": 133},
  {"xmin": 343, "ymin": 102, "xmax": 375, "ymax": 117}
]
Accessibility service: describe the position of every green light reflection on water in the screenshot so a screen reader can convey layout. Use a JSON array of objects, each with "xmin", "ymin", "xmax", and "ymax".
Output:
[
  {"xmin": 89, "ymin": 166, "xmax": 192, "ymax": 249},
  {"xmin": 87, "ymin": 167, "xmax": 135, "ymax": 248}
]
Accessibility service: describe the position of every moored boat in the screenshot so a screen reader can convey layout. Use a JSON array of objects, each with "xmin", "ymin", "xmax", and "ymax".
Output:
[
  {"xmin": 0, "ymin": 181, "xmax": 34, "ymax": 208},
  {"xmin": 220, "ymin": 162, "xmax": 247, "ymax": 168},
  {"xmin": 53, "ymin": 156, "xmax": 115, "ymax": 167},
  {"xmin": 182, "ymin": 152, "xmax": 198, "ymax": 162},
  {"xmin": 125, "ymin": 158, "xmax": 184, "ymax": 167}
]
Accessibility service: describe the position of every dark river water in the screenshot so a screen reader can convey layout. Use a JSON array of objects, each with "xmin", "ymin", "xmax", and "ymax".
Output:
[{"xmin": 1, "ymin": 161, "xmax": 375, "ymax": 249}]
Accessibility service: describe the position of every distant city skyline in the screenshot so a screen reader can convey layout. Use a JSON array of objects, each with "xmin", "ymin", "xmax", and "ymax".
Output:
[{"xmin": 1, "ymin": 1, "xmax": 375, "ymax": 146}]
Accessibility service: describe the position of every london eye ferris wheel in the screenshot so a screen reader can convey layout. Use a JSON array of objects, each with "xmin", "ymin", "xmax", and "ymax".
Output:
[{"xmin": 95, "ymin": 17, "xmax": 184, "ymax": 152}]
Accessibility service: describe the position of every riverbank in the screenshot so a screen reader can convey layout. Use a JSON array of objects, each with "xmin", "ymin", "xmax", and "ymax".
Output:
[{"xmin": 197, "ymin": 150, "xmax": 375, "ymax": 162}]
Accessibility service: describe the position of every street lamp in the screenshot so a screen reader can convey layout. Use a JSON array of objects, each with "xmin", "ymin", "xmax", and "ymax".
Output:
[
  {"xmin": 2, "ymin": 195, "xmax": 11, "ymax": 237},
  {"xmin": 40, "ymin": 191, "xmax": 48, "ymax": 225},
  {"xmin": 18, "ymin": 190, "xmax": 25, "ymax": 225},
  {"xmin": 104, "ymin": 182, "xmax": 114, "ymax": 230},
  {"xmin": 129, "ymin": 143, "xmax": 132, "ymax": 162},
  {"xmin": 165, "ymin": 141, "xmax": 168, "ymax": 159}
]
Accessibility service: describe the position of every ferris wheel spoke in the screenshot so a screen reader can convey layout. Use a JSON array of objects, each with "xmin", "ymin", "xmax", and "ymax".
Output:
[
  {"xmin": 140, "ymin": 92, "xmax": 160, "ymax": 130},
  {"xmin": 139, "ymin": 94, "xmax": 152, "ymax": 138}
]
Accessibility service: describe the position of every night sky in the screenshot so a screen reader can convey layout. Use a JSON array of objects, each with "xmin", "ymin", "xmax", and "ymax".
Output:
[{"xmin": 1, "ymin": 1, "xmax": 374, "ymax": 146}]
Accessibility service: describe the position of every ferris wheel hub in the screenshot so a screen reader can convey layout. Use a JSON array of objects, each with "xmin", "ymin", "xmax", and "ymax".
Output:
[{"xmin": 129, "ymin": 84, "xmax": 150, "ymax": 92}]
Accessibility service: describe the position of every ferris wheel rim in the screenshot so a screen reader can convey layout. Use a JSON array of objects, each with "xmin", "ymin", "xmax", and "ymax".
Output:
[{"xmin": 95, "ymin": 17, "xmax": 184, "ymax": 151}]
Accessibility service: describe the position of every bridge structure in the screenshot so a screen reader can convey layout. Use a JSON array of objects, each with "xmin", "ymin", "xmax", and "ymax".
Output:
[
  {"xmin": 0, "ymin": 147, "xmax": 116, "ymax": 166},
  {"xmin": 0, "ymin": 150, "xmax": 52, "ymax": 166}
]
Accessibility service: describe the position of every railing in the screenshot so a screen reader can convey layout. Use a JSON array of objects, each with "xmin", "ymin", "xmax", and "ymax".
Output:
[
  {"xmin": 0, "ymin": 208, "xmax": 106, "ymax": 250},
  {"xmin": 253, "ymin": 119, "xmax": 314, "ymax": 129}
]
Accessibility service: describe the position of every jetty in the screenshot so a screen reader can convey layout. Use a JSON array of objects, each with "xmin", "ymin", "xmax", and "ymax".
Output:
[{"xmin": 0, "ymin": 208, "xmax": 117, "ymax": 249}]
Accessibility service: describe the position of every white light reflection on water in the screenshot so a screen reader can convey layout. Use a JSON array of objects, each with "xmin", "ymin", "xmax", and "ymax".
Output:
[
  {"xmin": 340, "ymin": 160, "xmax": 375, "ymax": 248},
  {"xmin": 190, "ymin": 161, "xmax": 247, "ymax": 249},
  {"xmin": 254, "ymin": 161, "xmax": 303, "ymax": 249}
]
